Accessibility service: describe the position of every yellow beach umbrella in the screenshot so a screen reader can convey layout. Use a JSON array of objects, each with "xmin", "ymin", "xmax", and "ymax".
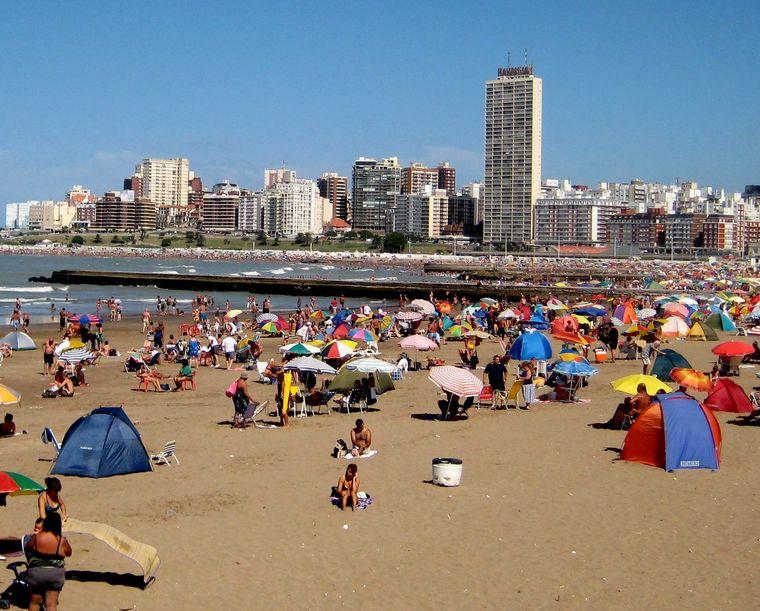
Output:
[
  {"xmin": 226, "ymin": 309, "xmax": 244, "ymax": 319},
  {"xmin": 611, "ymin": 375, "xmax": 672, "ymax": 395},
  {"xmin": 67, "ymin": 340, "xmax": 85, "ymax": 349},
  {"xmin": 0, "ymin": 384, "xmax": 21, "ymax": 405}
]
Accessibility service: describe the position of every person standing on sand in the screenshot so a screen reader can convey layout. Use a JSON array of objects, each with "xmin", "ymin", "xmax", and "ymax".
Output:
[
  {"xmin": 142, "ymin": 308, "xmax": 152, "ymax": 333},
  {"xmin": 25, "ymin": 512, "xmax": 72, "ymax": 611},
  {"xmin": 43, "ymin": 338, "xmax": 56, "ymax": 375}
]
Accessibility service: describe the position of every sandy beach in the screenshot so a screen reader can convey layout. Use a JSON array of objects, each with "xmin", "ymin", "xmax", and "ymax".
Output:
[{"xmin": 1, "ymin": 316, "xmax": 759, "ymax": 610}]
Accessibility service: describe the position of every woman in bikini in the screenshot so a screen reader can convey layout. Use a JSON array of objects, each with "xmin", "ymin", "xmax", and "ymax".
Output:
[
  {"xmin": 38, "ymin": 477, "xmax": 68, "ymax": 521},
  {"xmin": 26, "ymin": 511, "xmax": 73, "ymax": 611},
  {"xmin": 337, "ymin": 464, "xmax": 360, "ymax": 511}
]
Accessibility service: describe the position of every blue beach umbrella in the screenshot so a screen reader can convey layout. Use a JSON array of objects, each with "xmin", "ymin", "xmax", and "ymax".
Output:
[
  {"xmin": 509, "ymin": 331, "xmax": 552, "ymax": 360},
  {"xmin": 552, "ymin": 360, "xmax": 598, "ymax": 377}
]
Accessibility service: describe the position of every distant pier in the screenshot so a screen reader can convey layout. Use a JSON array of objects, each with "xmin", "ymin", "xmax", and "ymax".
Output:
[{"xmin": 33, "ymin": 269, "xmax": 678, "ymax": 300}]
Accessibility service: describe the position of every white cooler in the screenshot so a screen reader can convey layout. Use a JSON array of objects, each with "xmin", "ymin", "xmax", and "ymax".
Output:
[{"xmin": 432, "ymin": 457, "xmax": 463, "ymax": 487}]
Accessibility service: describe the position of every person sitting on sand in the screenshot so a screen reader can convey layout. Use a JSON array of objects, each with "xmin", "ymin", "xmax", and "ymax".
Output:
[
  {"xmin": 591, "ymin": 388, "xmax": 647, "ymax": 430},
  {"xmin": 337, "ymin": 464, "xmax": 360, "ymax": 511},
  {"xmin": 73, "ymin": 362, "xmax": 88, "ymax": 387},
  {"xmin": 350, "ymin": 418, "xmax": 372, "ymax": 456},
  {"xmin": 538, "ymin": 380, "xmax": 569, "ymax": 402},
  {"xmin": 437, "ymin": 391, "xmax": 473, "ymax": 420},
  {"xmin": 173, "ymin": 359, "xmax": 193, "ymax": 391},
  {"xmin": 49, "ymin": 366, "xmax": 74, "ymax": 397},
  {"xmin": 38, "ymin": 477, "xmax": 68, "ymax": 520},
  {"xmin": 0, "ymin": 343, "xmax": 13, "ymax": 359},
  {"xmin": 1, "ymin": 412, "xmax": 16, "ymax": 436}
]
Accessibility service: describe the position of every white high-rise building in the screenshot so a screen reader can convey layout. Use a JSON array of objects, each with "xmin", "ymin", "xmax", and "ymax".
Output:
[
  {"xmin": 135, "ymin": 157, "xmax": 190, "ymax": 209},
  {"xmin": 483, "ymin": 65, "xmax": 542, "ymax": 245},
  {"xmin": 238, "ymin": 192, "xmax": 265, "ymax": 233},
  {"xmin": 5, "ymin": 201, "xmax": 38, "ymax": 229},
  {"xmin": 264, "ymin": 178, "xmax": 322, "ymax": 237}
]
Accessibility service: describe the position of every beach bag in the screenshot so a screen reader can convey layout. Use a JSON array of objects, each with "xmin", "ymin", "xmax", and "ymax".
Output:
[
  {"xmin": 42, "ymin": 388, "xmax": 58, "ymax": 399},
  {"xmin": 225, "ymin": 381, "xmax": 238, "ymax": 398}
]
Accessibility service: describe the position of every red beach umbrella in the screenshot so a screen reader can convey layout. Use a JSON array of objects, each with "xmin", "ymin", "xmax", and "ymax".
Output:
[
  {"xmin": 712, "ymin": 342, "xmax": 754, "ymax": 357},
  {"xmin": 704, "ymin": 378, "xmax": 753, "ymax": 413}
]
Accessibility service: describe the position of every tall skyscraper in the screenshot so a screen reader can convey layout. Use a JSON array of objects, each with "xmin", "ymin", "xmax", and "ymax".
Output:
[
  {"xmin": 351, "ymin": 157, "xmax": 401, "ymax": 231},
  {"xmin": 483, "ymin": 65, "xmax": 542, "ymax": 245},
  {"xmin": 135, "ymin": 157, "xmax": 189, "ymax": 208},
  {"xmin": 317, "ymin": 172, "xmax": 349, "ymax": 220}
]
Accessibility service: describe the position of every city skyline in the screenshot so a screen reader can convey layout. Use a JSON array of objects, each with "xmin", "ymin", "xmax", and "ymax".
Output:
[{"xmin": 2, "ymin": 1, "xmax": 759, "ymax": 214}]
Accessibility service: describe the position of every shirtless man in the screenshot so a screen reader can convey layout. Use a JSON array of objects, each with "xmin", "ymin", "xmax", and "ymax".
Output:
[{"xmin": 350, "ymin": 419, "xmax": 372, "ymax": 456}]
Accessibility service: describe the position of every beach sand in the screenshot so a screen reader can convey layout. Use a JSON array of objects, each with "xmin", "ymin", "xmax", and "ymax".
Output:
[{"xmin": 1, "ymin": 318, "xmax": 759, "ymax": 609}]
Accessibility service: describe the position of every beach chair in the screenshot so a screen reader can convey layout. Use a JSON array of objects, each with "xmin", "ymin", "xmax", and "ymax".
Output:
[
  {"xmin": 306, "ymin": 390, "xmax": 335, "ymax": 415},
  {"xmin": 41, "ymin": 427, "xmax": 61, "ymax": 456},
  {"xmin": 254, "ymin": 360, "xmax": 271, "ymax": 383},
  {"xmin": 346, "ymin": 389, "xmax": 367, "ymax": 414},
  {"xmin": 477, "ymin": 385, "xmax": 494, "ymax": 410},
  {"xmin": 151, "ymin": 440, "xmax": 179, "ymax": 466},
  {"xmin": 180, "ymin": 371, "xmax": 197, "ymax": 391},
  {"xmin": 506, "ymin": 380, "xmax": 523, "ymax": 408},
  {"xmin": 243, "ymin": 400, "xmax": 269, "ymax": 428}
]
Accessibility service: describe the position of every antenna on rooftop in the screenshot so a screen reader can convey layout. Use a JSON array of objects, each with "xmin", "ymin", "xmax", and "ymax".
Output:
[
  {"xmin": 507, "ymin": 51, "xmax": 511, "ymax": 67},
  {"xmin": 524, "ymin": 48, "xmax": 528, "ymax": 66}
]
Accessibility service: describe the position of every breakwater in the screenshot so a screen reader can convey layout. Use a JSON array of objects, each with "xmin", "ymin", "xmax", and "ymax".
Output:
[{"xmin": 34, "ymin": 269, "xmax": 673, "ymax": 301}]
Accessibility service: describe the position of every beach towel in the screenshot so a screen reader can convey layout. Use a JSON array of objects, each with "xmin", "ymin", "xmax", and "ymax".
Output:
[
  {"xmin": 63, "ymin": 517, "xmax": 160, "ymax": 584},
  {"xmin": 343, "ymin": 450, "xmax": 378, "ymax": 460},
  {"xmin": 330, "ymin": 491, "xmax": 373, "ymax": 510}
]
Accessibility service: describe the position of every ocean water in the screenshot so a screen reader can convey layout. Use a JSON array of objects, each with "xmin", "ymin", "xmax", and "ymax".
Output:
[{"xmin": 0, "ymin": 253, "xmax": 429, "ymax": 321}]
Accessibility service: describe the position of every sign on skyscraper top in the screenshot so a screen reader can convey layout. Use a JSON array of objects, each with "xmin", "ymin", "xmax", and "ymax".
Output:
[{"xmin": 498, "ymin": 66, "xmax": 533, "ymax": 77}]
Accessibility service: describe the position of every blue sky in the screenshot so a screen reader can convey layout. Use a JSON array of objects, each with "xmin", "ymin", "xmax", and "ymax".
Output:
[{"xmin": 1, "ymin": 1, "xmax": 759, "ymax": 213}]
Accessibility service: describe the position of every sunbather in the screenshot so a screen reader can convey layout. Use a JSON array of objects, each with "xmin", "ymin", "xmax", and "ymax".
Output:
[
  {"xmin": 1, "ymin": 412, "xmax": 15, "ymax": 436},
  {"xmin": 350, "ymin": 419, "xmax": 372, "ymax": 456},
  {"xmin": 337, "ymin": 464, "xmax": 360, "ymax": 511},
  {"xmin": 137, "ymin": 367, "xmax": 166, "ymax": 392},
  {"xmin": 48, "ymin": 366, "xmax": 74, "ymax": 397}
]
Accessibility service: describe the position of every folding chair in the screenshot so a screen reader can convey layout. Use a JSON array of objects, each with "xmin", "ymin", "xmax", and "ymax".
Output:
[
  {"xmin": 477, "ymin": 385, "xmax": 494, "ymax": 409},
  {"xmin": 41, "ymin": 427, "xmax": 61, "ymax": 455},
  {"xmin": 244, "ymin": 400, "xmax": 271, "ymax": 428},
  {"xmin": 180, "ymin": 371, "xmax": 197, "ymax": 390},
  {"xmin": 151, "ymin": 440, "xmax": 180, "ymax": 466}
]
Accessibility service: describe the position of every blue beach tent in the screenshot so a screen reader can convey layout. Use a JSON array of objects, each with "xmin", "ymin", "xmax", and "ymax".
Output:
[
  {"xmin": 621, "ymin": 392, "xmax": 722, "ymax": 471},
  {"xmin": 52, "ymin": 407, "xmax": 152, "ymax": 478}
]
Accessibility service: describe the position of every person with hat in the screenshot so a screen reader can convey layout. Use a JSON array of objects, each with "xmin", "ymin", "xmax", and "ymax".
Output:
[{"xmin": 232, "ymin": 371, "xmax": 254, "ymax": 428}]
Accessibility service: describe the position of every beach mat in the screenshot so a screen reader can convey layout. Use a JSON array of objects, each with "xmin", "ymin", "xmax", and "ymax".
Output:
[
  {"xmin": 63, "ymin": 517, "xmax": 160, "ymax": 584},
  {"xmin": 343, "ymin": 450, "xmax": 378, "ymax": 460}
]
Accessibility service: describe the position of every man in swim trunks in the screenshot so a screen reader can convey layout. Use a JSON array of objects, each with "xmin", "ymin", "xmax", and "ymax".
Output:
[{"xmin": 350, "ymin": 419, "xmax": 372, "ymax": 456}]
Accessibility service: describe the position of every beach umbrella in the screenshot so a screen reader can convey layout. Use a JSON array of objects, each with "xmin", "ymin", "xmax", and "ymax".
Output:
[
  {"xmin": 225, "ymin": 309, "xmax": 243, "ymax": 319},
  {"xmin": 0, "ymin": 384, "xmax": 21, "ymax": 405},
  {"xmin": 256, "ymin": 313, "xmax": 279, "ymax": 324},
  {"xmin": 557, "ymin": 348, "xmax": 586, "ymax": 363},
  {"xmin": 76, "ymin": 314, "xmax": 100, "ymax": 325},
  {"xmin": 437, "ymin": 301, "xmax": 453, "ymax": 314},
  {"xmin": 279, "ymin": 342, "xmax": 321, "ymax": 356},
  {"xmin": 57, "ymin": 347, "xmax": 94, "ymax": 363},
  {"xmin": 309, "ymin": 310, "xmax": 327, "ymax": 320},
  {"xmin": 498, "ymin": 309, "xmax": 518, "ymax": 319},
  {"xmin": 396, "ymin": 310, "xmax": 423, "ymax": 322},
  {"xmin": 651, "ymin": 349, "xmax": 692, "ymax": 382},
  {"xmin": 410, "ymin": 299, "xmax": 435, "ymax": 315},
  {"xmin": 611, "ymin": 374, "xmax": 672, "ymax": 395},
  {"xmin": 572, "ymin": 304, "xmax": 607, "ymax": 316},
  {"xmin": 712, "ymin": 341, "xmax": 754, "ymax": 357},
  {"xmin": 448, "ymin": 324, "xmax": 472, "ymax": 338},
  {"xmin": 345, "ymin": 357, "xmax": 397, "ymax": 374},
  {"xmin": 659, "ymin": 317, "xmax": 690, "ymax": 337},
  {"xmin": 571, "ymin": 314, "xmax": 592, "ymax": 327},
  {"xmin": 465, "ymin": 330, "xmax": 491, "ymax": 340},
  {"xmin": 322, "ymin": 340, "xmax": 357, "ymax": 360},
  {"xmin": 670, "ymin": 368, "xmax": 712, "ymax": 392},
  {"xmin": 637, "ymin": 308, "xmax": 657, "ymax": 319},
  {"xmin": 546, "ymin": 298, "xmax": 567, "ymax": 311},
  {"xmin": 551, "ymin": 332, "xmax": 590, "ymax": 345},
  {"xmin": 332, "ymin": 323, "xmax": 351, "ymax": 339},
  {"xmin": 704, "ymin": 378, "xmax": 753, "ymax": 413},
  {"xmin": 399, "ymin": 335, "xmax": 438, "ymax": 351},
  {"xmin": 678, "ymin": 297, "xmax": 699, "ymax": 307},
  {"xmin": 353, "ymin": 315, "xmax": 373, "ymax": 325},
  {"xmin": 283, "ymin": 356, "xmax": 336, "ymax": 375},
  {"xmin": 349, "ymin": 328, "xmax": 377, "ymax": 343},
  {"xmin": 0, "ymin": 471, "xmax": 44, "ymax": 496},
  {"xmin": 379, "ymin": 316, "xmax": 393, "ymax": 332},
  {"xmin": 428, "ymin": 366, "xmax": 483, "ymax": 398},
  {"xmin": 259, "ymin": 321, "xmax": 281, "ymax": 334},
  {"xmin": 509, "ymin": 330, "xmax": 552, "ymax": 360},
  {"xmin": 553, "ymin": 360, "xmax": 597, "ymax": 377},
  {"xmin": 663, "ymin": 302, "xmax": 691, "ymax": 319}
]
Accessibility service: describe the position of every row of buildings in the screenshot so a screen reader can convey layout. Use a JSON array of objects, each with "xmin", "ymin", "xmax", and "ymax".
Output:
[{"xmin": 5, "ymin": 157, "xmax": 480, "ymax": 238}]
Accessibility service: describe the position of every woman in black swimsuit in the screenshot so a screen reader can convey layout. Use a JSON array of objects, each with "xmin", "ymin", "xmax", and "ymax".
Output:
[{"xmin": 38, "ymin": 477, "xmax": 68, "ymax": 521}]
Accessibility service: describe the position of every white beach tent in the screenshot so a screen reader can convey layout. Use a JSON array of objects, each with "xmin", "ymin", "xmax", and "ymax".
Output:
[{"xmin": 0, "ymin": 331, "xmax": 37, "ymax": 350}]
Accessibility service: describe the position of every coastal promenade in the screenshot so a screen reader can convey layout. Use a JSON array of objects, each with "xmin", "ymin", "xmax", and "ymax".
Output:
[{"xmin": 37, "ymin": 269, "xmax": 679, "ymax": 300}]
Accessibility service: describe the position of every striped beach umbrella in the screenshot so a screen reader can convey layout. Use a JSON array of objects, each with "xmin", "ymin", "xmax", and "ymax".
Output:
[
  {"xmin": 0, "ymin": 471, "xmax": 44, "ymax": 496},
  {"xmin": 349, "ymin": 328, "xmax": 377, "ymax": 343},
  {"xmin": 259, "ymin": 321, "xmax": 281, "ymax": 334},
  {"xmin": 256, "ymin": 313, "xmax": 279, "ymax": 324},
  {"xmin": 58, "ymin": 347, "xmax": 94, "ymax": 363},
  {"xmin": 279, "ymin": 342, "xmax": 321, "ymax": 356},
  {"xmin": 395, "ymin": 311, "xmax": 423, "ymax": 322},
  {"xmin": 322, "ymin": 340, "xmax": 357, "ymax": 360},
  {"xmin": 448, "ymin": 324, "xmax": 472, "ymax": 338},
  {"xmin": 399, "ymin": 335, "xmax": 438, "ymax": 351},
  {"xmin": 332, "ymin": 323, "xmax": 351, "ymax": 339},
  {"xmin": 428, "ymin": 365, "xmax": 483, "ymax": 398}
]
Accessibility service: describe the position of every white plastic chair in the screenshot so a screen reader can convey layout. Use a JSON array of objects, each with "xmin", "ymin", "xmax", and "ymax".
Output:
[{"xmin": 151, "ymin": 440, "xmax": 180, "ymax": 466}]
